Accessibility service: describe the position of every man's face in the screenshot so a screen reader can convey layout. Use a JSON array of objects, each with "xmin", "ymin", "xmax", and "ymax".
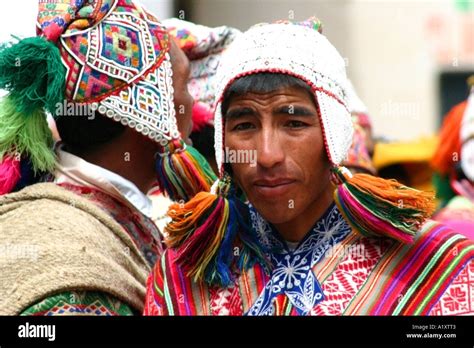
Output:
[
  {"xmin": 169, "ymin": 39, "xmax": 194, "ymax": 143},
  {"xmin": 224, "ymin": 84, "xmax": 331, "ymax": 225}
]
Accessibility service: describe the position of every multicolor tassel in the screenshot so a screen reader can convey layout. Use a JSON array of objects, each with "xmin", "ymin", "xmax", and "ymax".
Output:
[
  {"xmin": 332, "ymin": 166, "xmax": 435, "ymax": 244},
  {"xmin": 165, "ymin": 174, "xmax": 269, "ymax": 287},
  {"xmin": 155, "ymin": 139, "xmax": 217, "ymax": 202},
  {"xmin": 0, "ymin": 154, "xmax": 20, "ymax": 195}
]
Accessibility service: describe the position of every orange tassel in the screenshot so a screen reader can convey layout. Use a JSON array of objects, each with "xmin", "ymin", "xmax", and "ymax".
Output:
[
  {"xmin": 346, "ymin": 172, "xmax": 436, "ymax": 214},
  {"xmin": 333, "ymin": 167, "xmax": 436, "ymax": 243},
  {"xmin": 165, "ymin": 191, "xmax": 217, "ymax": 248}
]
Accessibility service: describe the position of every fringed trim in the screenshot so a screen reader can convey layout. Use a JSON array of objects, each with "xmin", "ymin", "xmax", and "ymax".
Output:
[
  {"xmin": 0, "ymin": 96, "xmax": 56, "ymax": 175},
  {"xmin": 165, "ymin": 174, "xmax": 269, "ymax": 287},
  {"xmin": 155, "ymin": 139, "xmax": 217, "ymax": 202},
  {"xmin": 0, "ymin": 36, "xmax": 65, "ymax": 115},
  {"xmin": 0, "ymin": 35, "xmax": 62, "ymax": 193},
  {"xmin": 332, "ymin": 166, "xmax": 435, "ymax": 243}
]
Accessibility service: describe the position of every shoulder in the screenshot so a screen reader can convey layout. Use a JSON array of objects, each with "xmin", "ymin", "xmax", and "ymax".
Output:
[
  {"xmin": 389, "ymin": 220, "xmax": 474, "ymax": 283},
  {"xmin": 370, "ymin": 220, "xmax": 473, "ymax": 315},
  {"xmin": 412, "ymin": 219, "xmax": 473, "ymax": 255},
  {"xmin": 147, "ymin": 247, "xmax": 267, "ymax": 315},
  {"xmin": 1, "ymin": 183, "xmax": 109, "ymax": 235},
  {"xmin": 0, "ymin": 183, "xmax": 146, "ymax": 260},
  {"xmin": 0, "ymin": 183, "xmax": 150, "ymax": 314}
]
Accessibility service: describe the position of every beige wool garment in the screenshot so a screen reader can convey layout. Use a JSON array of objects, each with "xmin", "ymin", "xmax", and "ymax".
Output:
[{"xmin": 0, "ymin": 183, "xmax": 151, "ymax": 315}]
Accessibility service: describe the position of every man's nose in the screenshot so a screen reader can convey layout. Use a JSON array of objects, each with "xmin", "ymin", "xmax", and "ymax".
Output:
[{"xmin": 256, "ymin": 127, "xmax": 285, "ymax": 169}]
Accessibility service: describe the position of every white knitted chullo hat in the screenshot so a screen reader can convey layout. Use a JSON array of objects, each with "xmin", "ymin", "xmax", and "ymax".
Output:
[
  {"xmin": 213, "ymin": 18, "xmax": 353, "ymax": 175},
  {"xmin": 345, "ymin": 79, "xmax": 369, "ymax": 115}
]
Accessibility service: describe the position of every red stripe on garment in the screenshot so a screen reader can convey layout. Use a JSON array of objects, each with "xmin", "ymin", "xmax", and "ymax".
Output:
[
  {"xmin": 371, "ymin": 224, "xmax": 450, "ymax": 314},
  {"xmin": 386, "ymin": 228, "xmax": 455, "ymax": 314},
  {"xmin": 164, "ymin": 250, "xmax": 181, "ymax": 315},
  {"xmin": 177, "ymin": 261, "xmax": 197, "ymax": 315},
  {"xmin": 404, "ymin": 238, "xmax": 474, "ymax": 315},
  {"xmin": 253, "ymin": 263, "xmax": 269, "ymax": 297}
]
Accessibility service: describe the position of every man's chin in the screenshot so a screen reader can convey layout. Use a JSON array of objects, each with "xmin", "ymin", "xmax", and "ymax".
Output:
[{"xmin": 250, "ymin": 201, "xmax": 299, "ymax": 225}]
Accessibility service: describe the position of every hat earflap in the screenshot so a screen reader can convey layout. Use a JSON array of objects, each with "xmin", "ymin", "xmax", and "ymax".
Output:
[
  {"xmin": 332, "ymin": 166, "xmax": 435, "ymax": 243},
  {"xmin": 164, "ymin": 172, "xmax": 270, "ymax": 287}
]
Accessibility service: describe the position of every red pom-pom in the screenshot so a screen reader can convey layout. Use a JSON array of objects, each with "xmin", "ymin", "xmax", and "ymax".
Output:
[
  {"xmin": 0, "ymin": 155, "xmax": 21, "ymax": 195},
  {"xmin": 192, "ymin": 102, "xmax": 213, "ymax": 132}
]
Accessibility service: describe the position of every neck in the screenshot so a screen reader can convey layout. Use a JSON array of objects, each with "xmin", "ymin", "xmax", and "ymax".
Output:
[
  {"xmin": 273, "ymin": 183, "xmax": 335, "ymax": 243},
  {"xmin": 71, "ymin": 130, "xmax": 157, "ymax": 193}
]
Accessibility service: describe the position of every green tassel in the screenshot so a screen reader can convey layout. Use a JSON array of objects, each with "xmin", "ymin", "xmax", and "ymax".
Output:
[
  {"xmin": 0, "ymin": 36, "xmax": 65, "ymax": 115},
  {"xmin": 0, "ymin": 96, "xmax": 55, "ymax": 173},
  {"xmin": 186, "ymin": 145, "xmax": 218, "ymax": 182}
]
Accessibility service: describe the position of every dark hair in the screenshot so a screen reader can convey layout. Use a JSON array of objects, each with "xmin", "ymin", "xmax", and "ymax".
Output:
[
  {"xmin": 221, "ymin": 73, "xmax": 314, "ymax": 116},
  {"xmin": 55, "ymin": 112, "xmax": 126, "ymax": 155}
]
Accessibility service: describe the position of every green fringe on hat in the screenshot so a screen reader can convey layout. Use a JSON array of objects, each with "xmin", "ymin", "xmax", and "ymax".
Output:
[
  {"xmin": 0, "ymin": 96, "xmax": 55, "ymax": 173},
  {"xmin": 0, "ymin": 36, "xmax": 65, "ymax": 173},
  {"xmin": 0, "ymin": 36, "xmax": 65, "ymax": 115}
]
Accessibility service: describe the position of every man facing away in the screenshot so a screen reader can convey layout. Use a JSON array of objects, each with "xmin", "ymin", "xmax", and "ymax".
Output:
[{"xmin": 0, "ymin": 0, "xmax": 215, "ymax": 315}]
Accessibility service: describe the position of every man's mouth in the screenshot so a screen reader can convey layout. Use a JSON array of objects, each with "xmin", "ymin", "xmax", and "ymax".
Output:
[{"xmin": 252, "ymin": 178, "xmax": 296, "ymax": 198}]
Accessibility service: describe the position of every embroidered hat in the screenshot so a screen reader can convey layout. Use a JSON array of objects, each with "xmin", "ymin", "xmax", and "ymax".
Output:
[
  {"xmin": 0, "ymin": 0, "xmax": 216, "ymax": 199},
  {"xmin": 163, "ymin": 18, "xmax": 241, "ymax": 131},
  {"xmin": 341, "ymin": 80, "xmax": 376, "ymax": 175},
  {"xmin": 37, "ymin": 0, "xmax": 178, "ymax": 145},
  {"xmin": 166, "ymin": 18, "xmax": 240, "ymax": 107}
]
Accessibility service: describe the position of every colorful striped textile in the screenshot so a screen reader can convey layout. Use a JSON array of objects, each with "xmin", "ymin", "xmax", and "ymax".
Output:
[
  {"xmin": 21, "ymin": 291, "xmax": 136, "ymax": 316},
  {"xmin": 144, "ymin": 217, "xmax": 474, "ymax": 316},
  {"xmin": 344, "ymin": 221, "xmax": 473, "ymax": 315}
]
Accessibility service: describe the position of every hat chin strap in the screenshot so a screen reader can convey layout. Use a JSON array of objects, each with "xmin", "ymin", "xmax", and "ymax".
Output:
[{"xmin": 164, "ymin": 171, "xmax": 270, "ymax": 288}]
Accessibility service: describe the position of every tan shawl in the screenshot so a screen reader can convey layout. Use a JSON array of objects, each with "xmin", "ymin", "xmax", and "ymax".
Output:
[{"xmin": 0, "ymin": 183, "xmax": 151, "ymax": 315}]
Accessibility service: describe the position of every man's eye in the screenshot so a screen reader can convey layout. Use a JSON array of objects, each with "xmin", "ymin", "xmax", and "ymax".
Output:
[
  {"xmin": 286, "ymin": 120, "xmax": 308, "ymax": 128},
  {"xmin": 232, "ymin": 122, "xmax": 255, "ymax": 131}
]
